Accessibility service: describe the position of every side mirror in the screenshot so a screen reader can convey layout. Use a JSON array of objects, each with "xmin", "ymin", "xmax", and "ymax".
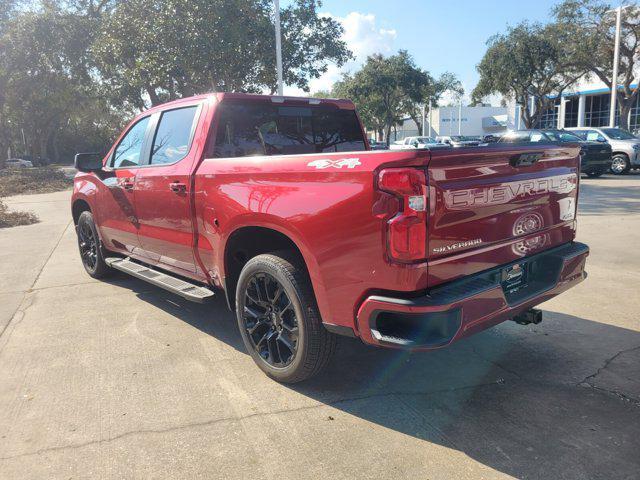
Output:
[
  {"xmin": 412, "ymin": 141, "xmax": 419, "ymax": 147},
  {"xmin": 597, "ymin": 137, "xmax": 607, "ymax": 143},
  {"xmin": 74, "ymin": 153, "xmax": 103, "ymax": 173}
]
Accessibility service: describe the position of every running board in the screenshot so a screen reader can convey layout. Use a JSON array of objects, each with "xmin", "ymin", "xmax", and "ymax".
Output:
[{"xmin": 105, "ymin": 257, "xmax": 214, "ymax": 303}]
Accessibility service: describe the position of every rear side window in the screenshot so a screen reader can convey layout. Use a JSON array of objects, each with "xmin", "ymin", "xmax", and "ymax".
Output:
[
  {"xmin": 112, "ymin": 116, "xmax": 150, "ymax": 168},
  {"xmin": 213, "ymin": 103, "xmax": 366, "ymax": 158},
  {"xmin": 151, "ymin": 106, "xmax": 198, "ymax": 165}
]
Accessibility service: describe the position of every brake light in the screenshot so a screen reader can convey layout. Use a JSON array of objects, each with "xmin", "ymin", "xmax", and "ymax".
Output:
[{"xmin": 377, "ymin": 168, "xmax": 427, "ymax": 262}]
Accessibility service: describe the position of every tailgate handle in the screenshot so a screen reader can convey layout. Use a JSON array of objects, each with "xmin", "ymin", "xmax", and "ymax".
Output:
[{"xmin": 510, "ymin": 152, "xmax": 543, "ymax": 167}]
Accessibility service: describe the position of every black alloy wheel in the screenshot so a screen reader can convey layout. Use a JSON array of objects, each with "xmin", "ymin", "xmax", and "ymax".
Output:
[
  {"xmin": 78, "ymin": 220, "xmax": 98, "ymax": 271},
  {"xmin": 242, "ymin": 272, "xmax": 299, "ymax": 367},
  {"xmin": 235, "ymin": 253, "xmax": 336, "ymax": 383},
  {"xmin": 76, "ymin": 210, "xmax": 111, "ymax": 278}
]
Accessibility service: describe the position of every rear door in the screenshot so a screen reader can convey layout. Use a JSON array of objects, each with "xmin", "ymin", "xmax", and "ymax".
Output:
[
  {"xmin": 133, "ymin": 103, "xmax": 203, "ymax": 277},
  {"xmin": 426, "ymin": 144, "xmax": 580, "ymax": 286}
]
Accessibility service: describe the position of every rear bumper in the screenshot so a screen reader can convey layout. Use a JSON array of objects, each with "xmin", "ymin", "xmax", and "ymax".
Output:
[{"xmin": 356, "ymin": 242, "xmax": 589, "ymax": 349}]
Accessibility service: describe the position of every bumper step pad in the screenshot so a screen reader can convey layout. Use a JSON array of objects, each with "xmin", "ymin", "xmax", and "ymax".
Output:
[{"xmin": 105, "ymin": 257, "xmax": 214, "ymax": 303}]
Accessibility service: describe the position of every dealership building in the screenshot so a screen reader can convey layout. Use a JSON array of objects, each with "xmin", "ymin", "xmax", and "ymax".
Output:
[
  {"xmin": 388, "ymin": 76, "xmax": 640, "ymax": 142},
  {"xmin": 536, "ymin": 78, "xmax": 640, "ymax": 130}
]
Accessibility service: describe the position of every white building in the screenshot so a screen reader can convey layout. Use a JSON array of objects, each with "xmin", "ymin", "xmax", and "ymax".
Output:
[{"xmin": 390, "ymin": 105, "xmax": 515, "ymax": 141}]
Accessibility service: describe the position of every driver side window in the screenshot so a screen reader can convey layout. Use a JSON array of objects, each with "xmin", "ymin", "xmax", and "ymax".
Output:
[{"xmin": 112, "ymin": 116, "xmax": 150, "ymax": 168}]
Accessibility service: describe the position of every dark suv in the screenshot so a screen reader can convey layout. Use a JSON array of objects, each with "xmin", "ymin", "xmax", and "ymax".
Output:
[{"xmin": 498, "ymin": 129, "xmax": 612, "ymax": 178}]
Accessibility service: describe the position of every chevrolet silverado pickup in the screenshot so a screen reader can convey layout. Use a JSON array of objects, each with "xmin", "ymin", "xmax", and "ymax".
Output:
[{"xmin": 72, "ymin": 93, "xmax": 589, "ymax": 383}]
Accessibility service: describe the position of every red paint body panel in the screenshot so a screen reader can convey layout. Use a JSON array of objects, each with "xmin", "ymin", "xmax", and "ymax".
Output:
[{"xmin": 72, "ymin": 92, "xmax": 588, "ymax": 349}]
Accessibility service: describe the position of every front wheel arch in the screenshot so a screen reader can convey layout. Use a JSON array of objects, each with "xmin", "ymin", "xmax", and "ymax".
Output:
[{"xmin": 72, "ymin": 199, "xmax": 91, "ymax": 225}]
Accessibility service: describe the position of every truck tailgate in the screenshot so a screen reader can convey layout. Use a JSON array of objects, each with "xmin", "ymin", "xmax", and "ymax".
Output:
[{"xmin": 426, "ymin": 144, "xmax": 580, "ymax": 287}]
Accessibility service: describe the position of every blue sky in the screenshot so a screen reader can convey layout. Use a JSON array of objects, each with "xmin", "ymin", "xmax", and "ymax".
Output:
[{"xmin": 283, "ymin": 0, "xmax": 563, "ymax": 99}]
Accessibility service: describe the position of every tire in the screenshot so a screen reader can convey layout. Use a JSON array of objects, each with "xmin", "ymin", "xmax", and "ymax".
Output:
[
  {"xmin": 586, "ymin": 170, "xmax": 604, "ymax": 178},
  {"xmin": 235, "ymin": 253, "xmax": 336, "ymax": 383},
  {"xmin": 610, "ymin": 154, "xmax": 630, "ymax": 175},
  {"xmin": 76, "ymin": 211, "xmax": 111, "ymax": 279}
]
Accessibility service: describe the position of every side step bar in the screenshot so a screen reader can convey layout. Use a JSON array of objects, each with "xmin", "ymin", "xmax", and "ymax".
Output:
[{"xmin": 105, "ymin": 257, "xmax": 214, "ymax": 303}]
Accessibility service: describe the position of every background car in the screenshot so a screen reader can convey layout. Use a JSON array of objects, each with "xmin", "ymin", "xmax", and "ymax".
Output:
[
  {"xmin": 567, "ymin": 127, "xmax": 640, "ymax": 175},
  {"xmin": 498, "ymin": 129, "xmax": 612, "ymax": 178},
  {"xmin": 389, "ymin": 136, "xmax": 449, "ymax": 150},
  {"xmin": 4, "ymin": 158, "xmax": 34, "ymax": 168},
  {"xmin": 436, "ymin": 135, "xmax": 482, "ymax": 147},
  {"xmin": 368, "ymin": 139, "xmax": 388, "ymax": 150},
  {"xmin": 483, "ymin": 134, "xmax": 501, "ymax": 143}
]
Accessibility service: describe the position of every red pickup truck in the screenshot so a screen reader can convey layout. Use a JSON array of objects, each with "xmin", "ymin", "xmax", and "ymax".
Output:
[{"xmin": 72, "ymin": 93, "xmax": 589, "ymax": 383}]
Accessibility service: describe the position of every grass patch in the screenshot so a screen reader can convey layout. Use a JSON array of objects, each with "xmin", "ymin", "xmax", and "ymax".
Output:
[
  {"xmin": 0, "ymin": 199, "xmax": 39, "ymax": 228},
  {"xmin": 0, "ymin": 167, "xmax": 73, "ymax": 197}
]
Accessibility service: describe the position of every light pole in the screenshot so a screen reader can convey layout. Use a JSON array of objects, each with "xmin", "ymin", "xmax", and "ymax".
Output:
[
  {"xmin": 421, "ymin": 103, "xmax": 426, "ymax": 136},
  {"xmin": 458, "ymin": 99, "xmax": 462, "ymax": 135},
  {"xmin": 607, "ymin": 4, "xmax": 634, "ymax": 128},
  {"xmin": 274, "ymin": 0, "xmax": 284, "ymax": 96},
  {"xmin": 609, "ymin": 6, "xmax": 623, "ymax": 127}
]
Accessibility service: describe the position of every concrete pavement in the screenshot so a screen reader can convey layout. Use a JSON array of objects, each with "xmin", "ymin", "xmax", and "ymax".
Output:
[{"xmin": 0, "ymin": 174, "xmax": 639, "ymax": 479}]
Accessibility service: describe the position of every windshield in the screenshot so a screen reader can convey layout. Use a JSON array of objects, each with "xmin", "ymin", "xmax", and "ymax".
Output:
[
  {"xmin": 544, "ymin": 131, "xmax": 582, "ymax": 142},
  {"xmin": 415, "ymin": 137, "xmax": 436, "ymax": 144},
  {"xmin": 600, "ymin": 128, "xmax": 636, "ymax": 140}
]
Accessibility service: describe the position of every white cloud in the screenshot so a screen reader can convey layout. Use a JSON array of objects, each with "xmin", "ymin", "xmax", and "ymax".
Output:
[{"xmin": 283, "ymin": 12, "xmax": 397, "ymax": 96}]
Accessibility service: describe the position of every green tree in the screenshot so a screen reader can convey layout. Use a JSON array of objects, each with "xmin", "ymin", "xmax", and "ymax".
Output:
[
  {"xmin": 403, "ymin": 71, "xmax": 463, "ymax": 137},
  {"xmin": 334, "ymin": 51, "xmax": 442, "ymax": 143},
  {"xmin": 472, "ymin": 22, "xmax": 584, "ymax": 128},
  {"xmin": 553, "ymin": 1, "xmax": 640, "ymax": 129},
  {"xmin": 0, "ymin": 6, "xmax": 122, "ymax": 162},
  {"xmin": 91, "ymin": 0, "xmax": 351, "ymax": 108}
]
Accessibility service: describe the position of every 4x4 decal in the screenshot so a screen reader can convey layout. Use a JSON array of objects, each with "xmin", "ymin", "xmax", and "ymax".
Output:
[{"xmin": 307, "ymin": 158, "xmax": 361, "ymax": 169}]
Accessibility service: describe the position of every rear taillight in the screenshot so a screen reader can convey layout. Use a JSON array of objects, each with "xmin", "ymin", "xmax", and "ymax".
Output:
[{"xmin": 377, "ymin": 168, "xmax": 427, "ymax": 263}]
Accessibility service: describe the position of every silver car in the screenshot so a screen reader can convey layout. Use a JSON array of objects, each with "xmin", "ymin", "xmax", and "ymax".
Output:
[
  {"xmin": 568, "ymin": 127, "xmax": 640, "ymax": 174},
  {"xmin": 4, "ymin": 158, "xmax": 34, "ymax": 169}
]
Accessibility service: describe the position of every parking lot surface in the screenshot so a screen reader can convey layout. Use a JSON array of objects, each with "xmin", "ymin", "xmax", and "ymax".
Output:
[{"xmin": 0, "ymin": 174, "xmax": 639, "ymax": 479}]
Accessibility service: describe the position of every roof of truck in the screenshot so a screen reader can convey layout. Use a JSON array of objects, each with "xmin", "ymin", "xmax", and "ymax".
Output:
[{"xmin": 145, "ymin": 92, "xmax": 356, "ymax": 114}]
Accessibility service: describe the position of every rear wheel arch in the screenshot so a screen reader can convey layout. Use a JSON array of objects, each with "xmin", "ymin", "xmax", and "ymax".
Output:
[{"xmin": 223, "ymin": 226, "xmax": 311, "ymax": 311}]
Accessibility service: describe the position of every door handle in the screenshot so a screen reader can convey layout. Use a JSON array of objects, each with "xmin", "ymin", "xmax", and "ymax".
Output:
[
  {"xmin": 121, "ymin": 180, "xmax": 134, "ymax": 191},
  {"xmin": 170, "ymin": 181, "xmax": 187, "ymax": 193}
]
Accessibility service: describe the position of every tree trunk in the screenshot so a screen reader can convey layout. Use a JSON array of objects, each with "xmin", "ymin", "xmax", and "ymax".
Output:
[
  {"xmin": 384, "ymin": 124, "xmax": 392, "ymax": 146},
  {"xmin": 146, "ymin": 86, "xmax": 161, "ymax": 106},
  {"xmin": 618, "ymin": 98, "xmax": 632, "ymax": 130},
  {"xmin": 377, "ymin": 128, "xmax": 384, "ymax": 142},
  {"xmin": 409, "ymin": 112, "xmax": 422, "ymax": 137}
]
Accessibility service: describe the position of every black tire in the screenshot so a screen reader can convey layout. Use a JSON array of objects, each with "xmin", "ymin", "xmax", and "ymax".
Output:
[
  {"xmin": 235, "ymin": 253, "xmax": 336, "ymax": 383},
  {"xmin": 76, "ymin": 211, "xmax": 111, "ymax": 279},
  {"xmin": 610, "ymin": 154, "xmax": 630, "ymax": 175}
]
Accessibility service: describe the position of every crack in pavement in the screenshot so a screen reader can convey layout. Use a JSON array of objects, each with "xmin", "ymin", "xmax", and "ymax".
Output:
[
  {"xmin": 577, "ymin": 345, "xmax": 640, "ymax": 406},
  {"xmin": 0, "ymin": 381, "xmax": 502, "ymax": 462},
  {"xmin": 578, "ymin": 345, "xmax": 640, "ymax": 386},
  {"xmin": 0, "ymin": 220, "xmax": 72, "ymax": 347}
]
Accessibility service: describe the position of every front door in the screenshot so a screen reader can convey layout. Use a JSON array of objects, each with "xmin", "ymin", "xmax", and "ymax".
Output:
[
  {"xmin": 96, "ymin": 115, "xmax": 151, "ymax": 255},
  {"xmin": 134, "ymin": 104, "xmax": 202, "ymax": 277}
]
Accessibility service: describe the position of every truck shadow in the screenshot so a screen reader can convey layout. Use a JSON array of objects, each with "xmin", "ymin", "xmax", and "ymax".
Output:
[
  {"xmin": 107, "ymin": 275, "xmax": 640, "ymax": 479},
  {"xmin": 579, "ymin": 173, "xmax": 640, "ymax": 216}
]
